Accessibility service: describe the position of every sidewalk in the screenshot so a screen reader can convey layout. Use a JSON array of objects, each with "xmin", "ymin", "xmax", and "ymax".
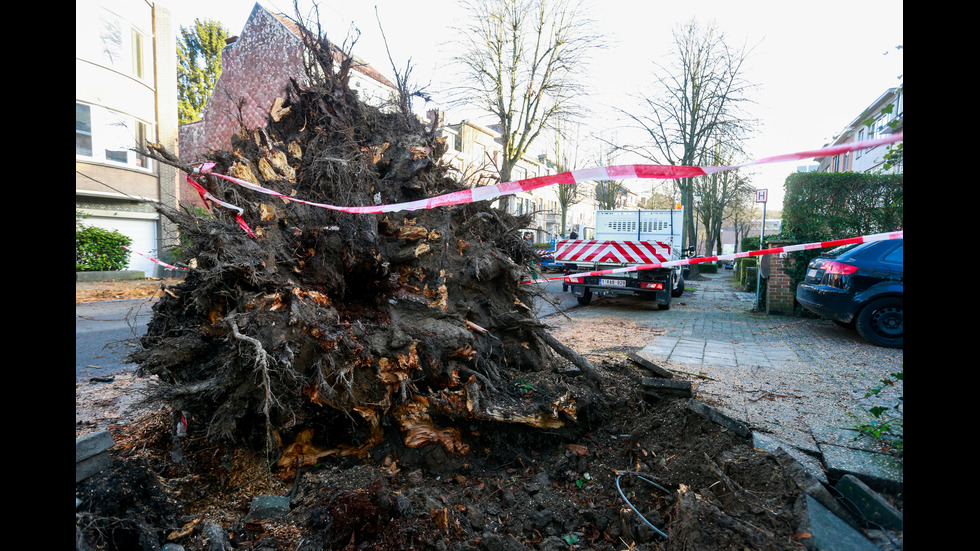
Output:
[
  {"xmin": 651, "ymin": 270, "xmax": 903, "ymax": 490},
  {"xmin": 573, "ymin": 269, "xmax": 903, "ymax": 492}
]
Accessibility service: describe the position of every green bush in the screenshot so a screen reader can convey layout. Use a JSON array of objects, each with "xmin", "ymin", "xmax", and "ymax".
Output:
[
  {"xmin": 736, "ymin": 257, "xmax": 757, "ymax": 284},
  {"xmin": 76, "ymin": 225, "xmax": 131, "ymax": 271},
  {"xmin": 780, "ymin": 171, "xmax": 903, "ymax": 291},
  {"xmin": 698, "ymin": 262, "xmax": 718, "ymax": 273}
]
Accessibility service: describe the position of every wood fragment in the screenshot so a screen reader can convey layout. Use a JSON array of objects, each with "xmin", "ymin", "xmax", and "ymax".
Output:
[
  {"xmin": 627, "ymin": 352, "xmax": 674, "ymax": 379},
  {"xmin": 641, "ymin": 377, "xmax": 692, "ymax": 397},
  {"xmin": 535, "ymin": 329, "xmax": 601, "ymax": 382}
]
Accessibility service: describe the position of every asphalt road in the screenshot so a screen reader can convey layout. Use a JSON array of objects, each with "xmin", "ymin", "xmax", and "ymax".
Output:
[
  {"xmin": 76, "ymin": 299, "xmax": 155, "ymax": 381},
  {"xmin": 529, "ymin": 276, "xmax": 580, "ymax": 318}
]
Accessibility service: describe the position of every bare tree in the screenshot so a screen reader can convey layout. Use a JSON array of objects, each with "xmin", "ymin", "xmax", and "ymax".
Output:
[
  {"xmin": 620, "ymin": 19, "xmax": 756, "ymax": 254},
  {"xmin": 594, "ymin": 180, "xmax": 628, "ymax": 210},
  {"xmin": 694, "ymin": 143, "xmax": 755, "ymax": 255},
  {"xmin": 549, "ymin": 116, "xmax": 582, "ymax": 236},
  {"xmin": 453, "ymin": 0, "xmax": 600, "ymax": 212}
]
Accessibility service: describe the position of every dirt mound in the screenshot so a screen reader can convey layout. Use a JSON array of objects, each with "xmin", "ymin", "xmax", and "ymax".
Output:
[{"xmin": 76, "ymin": 359, "xmax": 809, "ymax": 550}]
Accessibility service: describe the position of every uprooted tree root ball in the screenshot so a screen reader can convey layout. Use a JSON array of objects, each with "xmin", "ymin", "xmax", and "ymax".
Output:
[
  {"xmin": 132, "ymin": 28, "xmax": 596, "ymax": 471},
  {"xmin": 78, "ymin": 22, "xmax": 819, "ymax": 551}
]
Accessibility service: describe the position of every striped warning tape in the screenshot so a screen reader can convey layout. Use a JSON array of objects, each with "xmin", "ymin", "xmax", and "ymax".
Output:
[
  {"xmin": 121, "ymin": 246, "xmax": 189, "ymax": 271},
  {"xmin": 119, "ymin": 231, "xmax": 903, "ymax": 285},
  {"xmin": 522, "ymin": 231, "xmax": 904, "ymax": 284},
  {"xmin": 189, "ymin": 133, "xmax": 903, "ymax": 225},
  {"xmin": 185, "ymin": 176, "xmax": 257, "ymax": 237}
]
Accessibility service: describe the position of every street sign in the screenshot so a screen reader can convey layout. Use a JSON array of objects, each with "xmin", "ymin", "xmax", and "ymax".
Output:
[{"xmin": 756, "ymin": 189, "xmax": 768, "ymax": 203}]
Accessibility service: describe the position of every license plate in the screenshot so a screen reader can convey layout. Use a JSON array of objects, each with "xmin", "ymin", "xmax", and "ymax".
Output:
[
  {"xmin": 807, "ymin": 269, "xmax": 817, "ymax": 279},
  {"xmin": 600, "ymin": 278, "xmax": 626, "ymax": 287}
]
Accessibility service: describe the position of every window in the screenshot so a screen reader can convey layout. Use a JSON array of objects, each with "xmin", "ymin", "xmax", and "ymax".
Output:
[
  {"xmin": 132, "ymin": 29, "xmax": 145, "ymax": 79},
  {"xmin": 76, "ymin": 104, "xmax": 93, "ymax": 156},
  {"xmin": 76, "ymin": 6, "xmax": 149, "ymax": 81},
  {"xmin": 882, "ymin": 244, "xmax": 903, "ymax": 265},
  {"xmin": 76, "ymin": 102, "xmax": 152, "ymax": 170}
]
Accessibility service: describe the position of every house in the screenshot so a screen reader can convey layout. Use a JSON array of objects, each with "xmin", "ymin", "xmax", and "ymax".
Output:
[
  {"xmin": 433, "ymin": 116, "xmax": 568, "ymax": 243},
  {"xmin": 817, "ymin": 87, "xmax": 904, "ymax": 174},
  {"xmin": 75, "ymin": 0, "xmax": 180, "ymax": 277},
  {"xmin": 178, "ymin": 2, "xmax": 399, "ymax": 208}
]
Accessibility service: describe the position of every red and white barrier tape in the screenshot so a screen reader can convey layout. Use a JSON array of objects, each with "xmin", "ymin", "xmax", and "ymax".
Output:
[
  {"xmin": 121, "ymin": 246, "xmax": 190, "ymax": 271},
  {"xmin": 185, "ymin": 176, "xmax": 256, "ymax": 237},
  {"xmin": 522, "ymin": 230, "xmax": 904, "ymax": 284},
  {"xmin": 189, "ymin": 133, "xmax": 903, "ymax": 227}
]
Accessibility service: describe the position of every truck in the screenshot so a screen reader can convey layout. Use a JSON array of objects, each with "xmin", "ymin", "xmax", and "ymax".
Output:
[{"xmin": 558, "ymin": 209, "xmax": 686, "ymax": 309}]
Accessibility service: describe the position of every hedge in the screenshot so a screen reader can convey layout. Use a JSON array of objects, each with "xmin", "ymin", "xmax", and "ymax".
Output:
[
  {"xmin": 778, "ymin": 171, "xmax": 903, "ymax": 290},
  {"xmin": 76, "ymin": 225, "xmax": 131, "ymax": 272}
]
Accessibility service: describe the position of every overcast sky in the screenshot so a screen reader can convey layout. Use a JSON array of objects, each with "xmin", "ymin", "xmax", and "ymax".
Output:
[{"xmin": 161, "ymin": 0, "xmax": 903, "ymax": 207}]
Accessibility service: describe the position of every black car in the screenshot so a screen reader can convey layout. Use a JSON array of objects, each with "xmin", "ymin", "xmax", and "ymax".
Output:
[{"xmin": 796, "ymin": 238, "xmax": 903, "ymax": 348}]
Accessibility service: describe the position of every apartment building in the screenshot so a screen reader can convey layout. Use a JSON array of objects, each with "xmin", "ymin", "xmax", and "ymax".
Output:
[
  {"xmin": 817, "ymin": 87, "xmax": 904, "ymax": 174},
  {"xmin": 75, "ymin": 0, "xmax": 180, "ymax": 276}
]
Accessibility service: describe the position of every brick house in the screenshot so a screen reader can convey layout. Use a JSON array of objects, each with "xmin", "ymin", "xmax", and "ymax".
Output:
[{"xmin": 178, "ymin": 2, "xmax": 398, "ymax": 208}]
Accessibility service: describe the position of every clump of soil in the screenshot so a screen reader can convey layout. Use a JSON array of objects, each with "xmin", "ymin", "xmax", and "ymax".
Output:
[{"xmin": 76, "ymin": 359, "xmax": 810, "ymax": 550}]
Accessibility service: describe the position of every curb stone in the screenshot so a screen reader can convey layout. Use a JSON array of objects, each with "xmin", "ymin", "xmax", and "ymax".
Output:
[
  {"xmin": 690, "ymin": 405, "xmax": 896, "ymax": 551},
  {"xmin": 835, "ymin": 474, "xmax": 903, "ymax": 531},
  {"xmin": 244, "ymin": 494, "xmax": 291, "ymax": 521},
  {"xmin": 752, "ymin": 432, "xmax": 827, "ymax": 485},
  {"xmin": 804, "ymin": 494, "xmax": 881, "ymax": 551},
  {"xmin": 685, "ymin": 399, "xmax": 750, "ymax": 437},
  {"xmin": 76, "ymin": 431, "xmax": 114, "ymax": 483}
]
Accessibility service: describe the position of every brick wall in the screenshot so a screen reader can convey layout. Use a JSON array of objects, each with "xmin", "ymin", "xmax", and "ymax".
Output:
[{"xmin": 766, "ymin": 239, "xmax": 797, "ymax": 315}]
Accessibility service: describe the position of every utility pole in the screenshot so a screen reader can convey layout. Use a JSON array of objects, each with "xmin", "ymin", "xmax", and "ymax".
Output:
[{"xmin": 755, "ymin": 189, "xmax": 768, "ymax": 307}]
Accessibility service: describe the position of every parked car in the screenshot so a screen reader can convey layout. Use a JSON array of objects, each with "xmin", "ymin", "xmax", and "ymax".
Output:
[{"xmin": 796, "ymin": 238, "xmax": 903, "ymax": 348}]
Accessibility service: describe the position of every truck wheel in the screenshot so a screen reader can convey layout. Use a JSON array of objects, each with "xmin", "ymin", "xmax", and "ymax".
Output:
[
  {"xmin": 855, "ymin": 297, "xmax": 903, "ymax": 348},
  {"xmin": 672, "ymin": 276, "xmax": 685, "ymax": 298},
  {"xmin": 576, "ymin": 289, "xmax": 592, "ymax": 306}
]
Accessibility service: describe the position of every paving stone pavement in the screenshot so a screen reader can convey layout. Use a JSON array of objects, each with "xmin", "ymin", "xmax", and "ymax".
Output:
[{"xmin": 561, "ymin": 268, "xmax": 903, "ymax": 489}]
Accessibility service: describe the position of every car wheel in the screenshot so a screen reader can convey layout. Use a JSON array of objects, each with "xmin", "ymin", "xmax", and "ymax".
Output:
[
  {"xmin": 855, "ymin": 297, "xmax": 903, "ymax": 348},
  {"xmin": 576, "ymin": 288, "xmax": 592, "ymax": 306},
  {"xmin": 672, "ymin": 276, "xmax": 685, "ymax": 298}
]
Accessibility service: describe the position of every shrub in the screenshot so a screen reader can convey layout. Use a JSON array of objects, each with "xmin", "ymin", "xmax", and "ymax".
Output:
[
  {"xmin": 698, "ymin": 262, "xmax": 718, "ymax": 273},
  {"xmin": 76, "ymin": 225, "xmax": 131, "ymax": 271},
  {"xmin": 736, "ymin": 257, "xmax": 757, "ymax": 284},
  {"xmin": 779, "ymin": 171, "xmax": 903, "ymax": 295}
]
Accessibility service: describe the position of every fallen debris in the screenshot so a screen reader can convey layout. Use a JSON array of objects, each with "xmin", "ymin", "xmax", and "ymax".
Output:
[
  {"xmin": 627, "ymin": 351, "xmax": 674, "ymax": 379},
  {"xmin": 641, "ymin": 377, "xmax": 693, "ymax": 398}
]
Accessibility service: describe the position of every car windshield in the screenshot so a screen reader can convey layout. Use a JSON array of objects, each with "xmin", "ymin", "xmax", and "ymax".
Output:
[{"xmin": 820, "ymin": 243, "xmax": 861, "ymax": 258}]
